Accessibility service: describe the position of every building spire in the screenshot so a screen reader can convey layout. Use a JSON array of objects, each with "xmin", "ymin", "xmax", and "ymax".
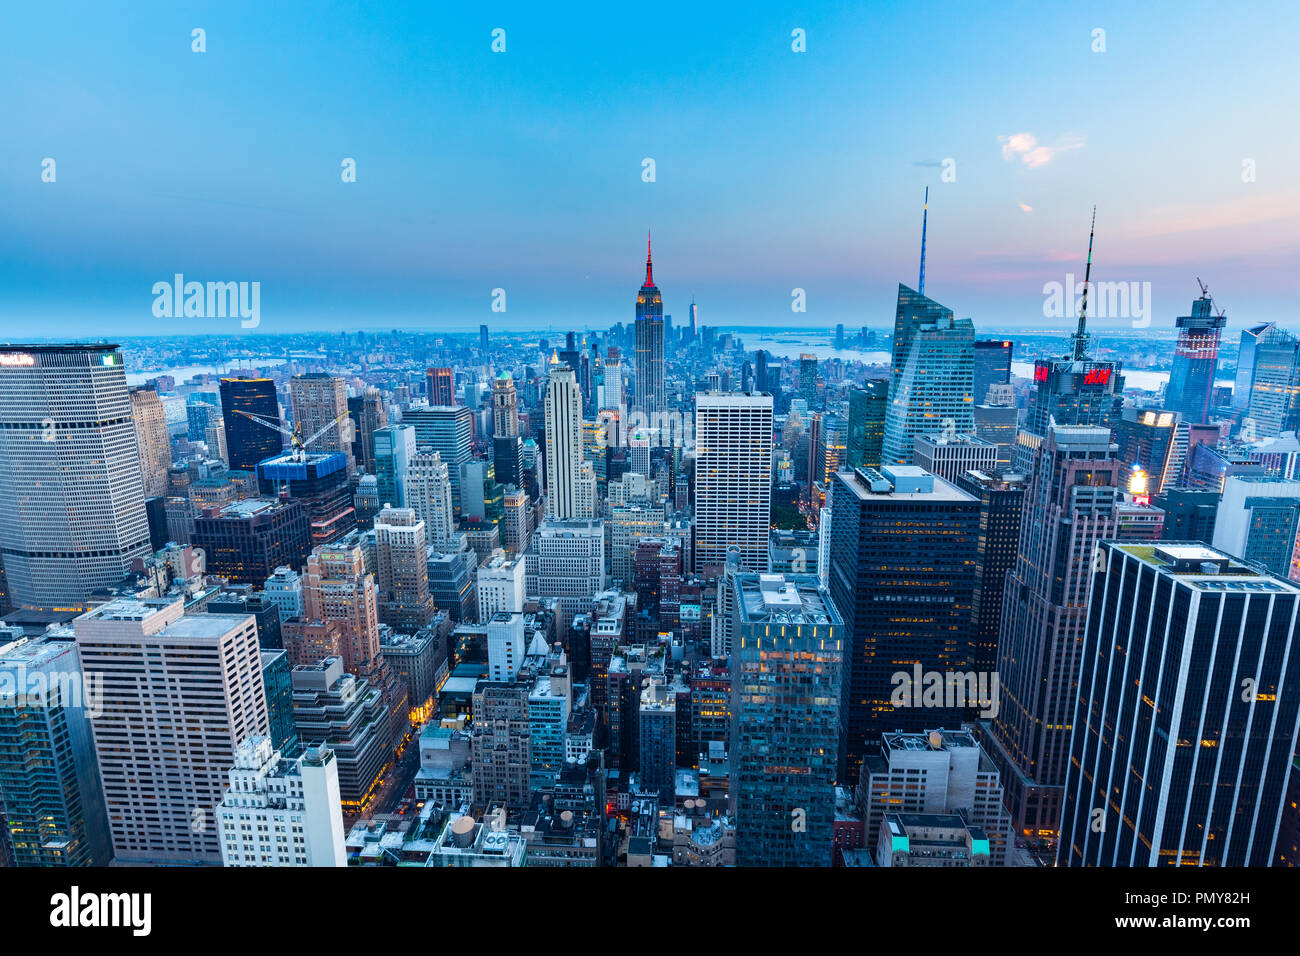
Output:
[
  {"xmin": 918, "ymin": 187, "xmax": 928, "ymax": 295},
  {"xmin": 645, "ymin": 230, "xmax": 654, "ymax": 287},
  {"xmin": 1073, "ymin": 205, "xmax": 1096, "ymax": 361}
]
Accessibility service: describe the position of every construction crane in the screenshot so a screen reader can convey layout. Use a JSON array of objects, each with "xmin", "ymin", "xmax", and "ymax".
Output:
[
  {"xmin": 233, "ymin": 409, "xmax": 353, "ymax": 464},
  {"xmin": 1195, "ymin": 277, "xmax": 1227, "ymax": 319}
]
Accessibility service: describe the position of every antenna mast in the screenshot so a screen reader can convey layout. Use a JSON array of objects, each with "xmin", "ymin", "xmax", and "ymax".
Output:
[
  {"xmin": 1073, "ymin": 206, "xmax": 1096, "ymax": 361},
  {"xmin": 918, "ymin": 187, "xmax": 929, "ymax": 295}
]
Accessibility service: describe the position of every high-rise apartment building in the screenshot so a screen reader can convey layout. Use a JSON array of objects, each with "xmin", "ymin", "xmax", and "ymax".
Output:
[
  {"xmin": 693, "ymin": 392, "xmax": 773, "ymax": 573},
  {"xmin": 75, "ymin": 597, "xmax": 269, "ymax": 864},
  {"xmin": 1060, "ymin": 542, "xmax": 1300, "ymax": 866},
  {"xmin": 0, "ymin": 344, "xmax": 152, "ymax": 609}
]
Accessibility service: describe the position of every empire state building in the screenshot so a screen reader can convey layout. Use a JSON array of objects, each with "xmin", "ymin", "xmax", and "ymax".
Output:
[{"xmin": 634, "ymin": 234, "xmax": 665, "ymax": 414}]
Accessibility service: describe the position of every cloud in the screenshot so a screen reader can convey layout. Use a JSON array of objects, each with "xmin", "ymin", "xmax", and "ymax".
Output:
[
  {"xmin": 1018, "ymin": 202, "xmax": 1033, "ymax": 212},
  {"xmin": 999, "ymin": 132, "xmax": 1084, "ymax": 169}
]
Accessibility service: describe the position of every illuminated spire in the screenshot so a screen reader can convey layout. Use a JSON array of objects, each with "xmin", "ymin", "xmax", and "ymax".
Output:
[
  {"xmin": 1073, "ymin": 206, "xmax": 1097, "ymax": 361},
  {"xmin": 645, "ymin": 230, "xmax": 654, "ymax": 287},
  {"xmin": 918, "ymin": 187, "xmax": 928, "ymax": 295}
]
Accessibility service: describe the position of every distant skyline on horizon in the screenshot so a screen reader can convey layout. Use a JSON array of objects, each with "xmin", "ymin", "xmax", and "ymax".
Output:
[{"xmin": 3, "ymin": 2, "xmax": 1297, "ymax": 338}]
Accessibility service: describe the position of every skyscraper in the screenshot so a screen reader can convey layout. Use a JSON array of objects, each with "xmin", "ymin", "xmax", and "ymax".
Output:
[
  {"xmin": 220, "ymin": 376, "xmax": 284, "ymax": 471},
  {"xmin": 984, "ymin": 424, "xmax": 1123, "ymax": 843},
  {"xmin": 217, "ymin": 736, "xmax": 347, "ymax": 868},
  {"xmin": 373, "ymin": 506, "xmax": 435, "ymax": 632},
  {"xmin": 0, "ymin": 635, "xmax": 111, "ymax": 866},
  {"xmin": 289, "ymin": 373, "xmax": 354, "ymax": 473},
  {"xmin": 301, "ymin": 543, "xmax": 382, "ymax": 683},
  {"xmin": 0, "ymin": 344, "xmax": 151, "ymax": 609},
  {"xmin": 633, "ymin": 235, "xmax": 665, "ymax": 414},
  {"xmin": 1060, "ymin": 542, "xmax": 1300, "ymax": 867},
  {"xmin": 845, "ymin": 380, "xmax": 888, "ymax": 470},
  {"xmin": 346, "ymin": 387, "xmax": 387, "ymax": 473},
  {"xmin": 693, "ymin": 392, "xmax": 773, "ymax": 573},
  {"xmin": 373, "ymin": 424, "xmax": 415, "ymax": 508},
  {"xmin": 731, "ymin": 573, "xmax": 843, "ymax": 866},
  {"xmin": 880, "ymin": 285, "xmax": 975, "ymax": 466},
  {"xmin": 1165, "ymin": 285, "xmax": 1226, "ymax": 426},
  {"xmin": 406, "ymin": 451, "xmax": 456, "ymax": 549},
  {"xmin": 1246, "ymin": 324, "xmax": 1300, "ymax": 438},
  {"xmin": 493, "ymin": 372, "xmax": 520, "ymax": 437},
  {"xmin": 75, "ymin": 597, "xmax": 269, "ymax": 864},
  {"xmin": 1234, "ymin": 323, "xmax": 1272, "ymax": 410},
  {"xmin": 1212, "ymin": 476, "xmax": 1300, "ymax": 578},
  {"xmin": 130, "ymin": 386, "xmax": 172, "ymax": 497},
  {"xmin": 973, "ymin": 340, "xmax": 1013, "ymax": 405},
  {"xmin": 955, "ymin": 470, "xmax": 1026, "ymax": 676},
  {"xmin": 402, "ymin": 405, "xmax": 473, "ymax": 516},
  {"xmin": 1016, "ymin": 213, "xmax": 1124, "ymax": 474},
  {"xmin": 544, "ymin": 362, "xmax": 584, "ymax": 520},
  {"xmin": 426, "ymin": 367, "xmax": 455, "ymax": 406},
  {"xmin": 827, "ymin": 466, "xmax": 980, "ymax": 780}
]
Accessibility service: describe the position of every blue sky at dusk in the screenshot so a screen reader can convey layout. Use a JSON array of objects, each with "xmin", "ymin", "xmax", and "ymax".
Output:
[{"xmin": 1, "ymin": 1, "xmax": 1297, "ymax": 337}]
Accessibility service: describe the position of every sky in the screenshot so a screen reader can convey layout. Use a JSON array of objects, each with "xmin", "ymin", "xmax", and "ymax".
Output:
[{"xmin": 1, "ymin": 1, "xmax": 1297, "ymax": 338}]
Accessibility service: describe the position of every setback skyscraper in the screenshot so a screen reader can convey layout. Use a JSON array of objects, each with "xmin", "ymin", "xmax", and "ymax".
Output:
[
  {"xmin": 984, "ymin": 424, "xmax": 1123, "ymax": 843},
  {"xmin": 633, "ymin": 236, "xmax": 665, "ymax": 414}
]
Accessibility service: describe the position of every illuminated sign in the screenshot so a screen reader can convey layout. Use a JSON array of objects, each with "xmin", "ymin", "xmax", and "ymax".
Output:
[
  {"xmin": 1157, "ymin": 412, "xmax": 1174, "ymax": 427},
  {"xmin": 1034, "ymin": 363, "xmax": 1050, "ymax": 382},
  {"xmin": 0, "ymin": 353, "xmax": 35, "ymax": 367},
  {"xmin": 1083, "ymin": 367, "xmax": 1112, "ymax": 386},
  {"xmin": 100, "ymin": 353, "xmax": 121, "ymax": 366}
]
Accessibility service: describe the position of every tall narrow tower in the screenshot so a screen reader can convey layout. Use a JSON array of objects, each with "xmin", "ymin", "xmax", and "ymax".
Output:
[
  {"xmin": 1166, "ymin": 282, "xmax": 1227, "ymax": 426},
  {"xmin": 634, "ymin": 234, "xmax": 665, "ymax": 414}
]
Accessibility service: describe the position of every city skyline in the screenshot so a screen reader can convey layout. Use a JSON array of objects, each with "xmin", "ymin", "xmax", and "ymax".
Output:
[{"xmin": 3, "ymin": 3, "xmax": 1299, "ymax": 336}]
